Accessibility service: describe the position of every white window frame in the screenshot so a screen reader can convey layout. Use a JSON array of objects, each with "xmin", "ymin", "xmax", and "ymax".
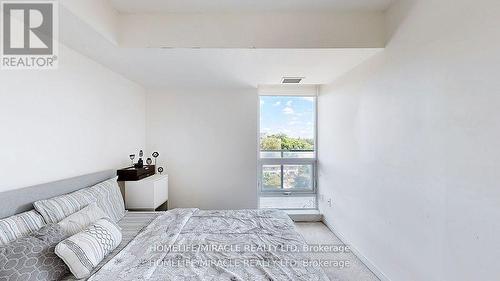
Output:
[{"xmin": 257, "ymin": 86, "xmax": 318, "ymax": 209}]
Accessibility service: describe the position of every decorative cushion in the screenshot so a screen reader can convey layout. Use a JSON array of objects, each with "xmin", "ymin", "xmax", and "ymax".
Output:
[
  {"xmin": 86, "ymin": 177, "xmax": 125, "ymax": 222},
  {"xmin": 33, "ymin": 190, "xmax": 95, "ymax": 224},
  {"xmin": 0, "ymin": 210, "xmax": 46, "ymax": 245},
  {"xmin": 0, "ymin": 224, "xmax": 69, "ymax": 281},
  {"xmin": 34, "ymin": 177, "xmax": 125, "ymax": 224},
  {"xmin": 58, "ymin": 202, "xmax": 109, "ymax": 236},
  {"xmin": 55, "ymin": 218, "xmax": 122, "ymax": 279}
]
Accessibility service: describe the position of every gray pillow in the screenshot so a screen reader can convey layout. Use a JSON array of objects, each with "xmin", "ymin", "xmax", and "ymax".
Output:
[{"xmin": 0, "ymin": 224, "xmax": 69, "ymax": 281}]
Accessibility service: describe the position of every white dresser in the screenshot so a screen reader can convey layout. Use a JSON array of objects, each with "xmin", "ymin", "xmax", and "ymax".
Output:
[{"xmin": 124, "ymin": 174, "xmax": 168, "ymax": 211}]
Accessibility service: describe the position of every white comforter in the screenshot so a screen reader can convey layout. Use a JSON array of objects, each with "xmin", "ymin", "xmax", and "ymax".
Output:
[{"xmin": 89, "ymin": 209, "xmax": 328, "ymax": 281}]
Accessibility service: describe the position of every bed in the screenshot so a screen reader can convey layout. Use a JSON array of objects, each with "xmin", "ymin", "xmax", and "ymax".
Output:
[{"xmin": 0, "ymin": 171, "xmax": 328, "ymax": 281}]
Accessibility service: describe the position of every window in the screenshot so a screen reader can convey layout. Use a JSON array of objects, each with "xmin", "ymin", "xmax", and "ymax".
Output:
[{"xmin": 259, "ymin": 95, "xmax": 317, "ymax": 210}]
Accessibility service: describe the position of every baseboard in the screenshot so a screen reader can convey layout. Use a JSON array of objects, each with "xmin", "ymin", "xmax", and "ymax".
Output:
[{"xmin": 322, "ymin": 217, "xmax": 392, "ymax": 281}]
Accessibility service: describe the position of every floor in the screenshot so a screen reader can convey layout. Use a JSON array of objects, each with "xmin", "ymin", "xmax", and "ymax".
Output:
[{"xmin": 295, "ymin": 222, "xmax": 380, "ymax": 281}]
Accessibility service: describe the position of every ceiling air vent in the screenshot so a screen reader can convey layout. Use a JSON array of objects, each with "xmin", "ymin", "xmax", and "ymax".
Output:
[{"xmin": 281, "ymin": 77, "xmax": 304, "ymax": 84}]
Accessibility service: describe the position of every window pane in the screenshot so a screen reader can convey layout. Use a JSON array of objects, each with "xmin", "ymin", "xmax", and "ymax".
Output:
[
  {"xmin": 262, "ymin": 165, "xmax": 281, "ymax": 190},
  {"xmin": 259, "ymin": 95, "xmax": 317, "ymax": 209},
  {"xmin": 283, "ymin": 165, "xmax": 313, "ymax": 190},
  {"xmin": 260, "ymin": 96, "xmax": 315, "ymax": 151}
]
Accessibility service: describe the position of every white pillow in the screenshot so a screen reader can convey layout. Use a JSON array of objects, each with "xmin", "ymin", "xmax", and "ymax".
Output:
[
  {"xmin": 55, "ymin": 218, "xmax": 122, "ymax": 279},
  {"xmin": 58, "ymin": 202, "xmax": 108, "ymax": 236}
]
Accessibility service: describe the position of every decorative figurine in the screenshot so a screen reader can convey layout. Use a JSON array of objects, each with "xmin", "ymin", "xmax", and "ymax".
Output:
[
  {"xmin": 132, "ymin": 150, "xmax": 145, "ymax": 168},
  {"xmin": 146, "ymin": 158, "xmax": 152, "ymax": 165},
  {"xmin": 158, "ymin": 166, "xmax": 164, "ymax": 174},
  {"xmin": 129, "ymin": 154, "xmax": 135, "ymax": 166},
  {"xmin": 152, "ymin": 152, "xmax": 159, "ymax": 165},
  {"xmin": 137, "ymin": 158, "xmax": 144, "ymax": 168}
]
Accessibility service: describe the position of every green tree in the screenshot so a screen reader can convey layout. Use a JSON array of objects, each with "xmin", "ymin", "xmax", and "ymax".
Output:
[
  {"xmin": 260, "ymin": 134, "xmax": 313, "ymax": 150},
  {"xmin": 261, "ymin": 137, "xmax": 281, "ymax": 150},
  {"xmin": 263, "ymin": 172, "xmax": 281, "ymax": 188}
]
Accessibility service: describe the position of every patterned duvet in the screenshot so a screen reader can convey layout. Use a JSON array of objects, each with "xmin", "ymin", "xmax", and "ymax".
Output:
[{"xmin": 88, "ymin": 209, "xmax": 328, "ymax": 281}]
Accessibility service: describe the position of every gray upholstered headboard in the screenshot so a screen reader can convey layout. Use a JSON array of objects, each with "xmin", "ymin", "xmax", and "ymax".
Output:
[{"xmin": 0, "ymin": 170, "xmax": 116, "ymax": 219}]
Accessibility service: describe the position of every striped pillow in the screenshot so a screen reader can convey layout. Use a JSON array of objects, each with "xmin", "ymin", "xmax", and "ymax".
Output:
[
  {"xmin": 86, "ymin": 177, "xmax": 125, "ymax": 222},
  {"xmin": 55, "ymin": 218, "xmax": 122, "ymax": 279},
  {"xmin": 34, "ymin": 189, "xmax": 96, "ymax": 224},
  {"xmin": 34, "ymin": 177, "xmax": 125, "ymax": 224},
  {"xmin": 0, "ymin": 210, "xmax": 46, "ymax": 245}
]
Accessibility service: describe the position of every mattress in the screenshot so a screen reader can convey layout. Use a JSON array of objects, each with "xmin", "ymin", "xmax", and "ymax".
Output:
[
  {"xmin": 88, "ymin": 209, "xmax": 328, "ymax": 281},
  {"xmin": 62, "ymin": 211, "xmax": 161, "ymax": 281}
]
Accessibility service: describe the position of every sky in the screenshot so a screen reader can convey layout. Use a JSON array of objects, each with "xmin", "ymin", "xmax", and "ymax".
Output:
[{"xmin": 260, "ymin": 96, "xmax": 315, "ymax": 139}]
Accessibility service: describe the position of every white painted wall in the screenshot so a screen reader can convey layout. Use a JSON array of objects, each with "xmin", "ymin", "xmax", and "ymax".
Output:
[
  {"xmin": 318, "ymin": 0, "xmax": 500, "ymax": 280},
  {"xmin": 146, "ymin": 87, "xmax": 258, "ymax": 210},
  {"xmin": 0, "ymin": 44, "xmax": 145, "ymax": 192}
]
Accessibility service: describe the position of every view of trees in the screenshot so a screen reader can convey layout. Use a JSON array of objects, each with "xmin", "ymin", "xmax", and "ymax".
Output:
[
  {"xmin": 263, "ymin": 168, "xmax": 281, "ymax": 188},
  {"xmin": 292, "ymin": 165, "xmax": 313, "ymax": 188},
  {"xmin": 261, "ymin": 134, "xmax": 314, "ymax": 190},
  {"xmin": 262, "ymin": 165, "xmax": 312, "ymax": 190},
  {"xmin": 260, "ymin": 134, "xmax": 314, "ymax": 150},
  {"xmin": 259, "ymin": 96, "xmax": 315, "ymax": 195}
]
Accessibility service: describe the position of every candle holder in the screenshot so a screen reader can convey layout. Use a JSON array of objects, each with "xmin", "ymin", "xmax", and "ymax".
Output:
[{"xmin": 152, "ymin": 152, "xmax": 159, "ymax": 165}]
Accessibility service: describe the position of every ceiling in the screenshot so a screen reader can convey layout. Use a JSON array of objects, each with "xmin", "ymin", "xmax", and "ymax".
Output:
[
  {"xmin": 84, "ymin": 48, "xmax": 382, "ymax": 88},
  {"xmin": 60, "ymin": 2, "xmax": 384, "ymax": 89},
  {"xmin": 110, "ymin": 0, "xmax": 394, "ymax": 14}
]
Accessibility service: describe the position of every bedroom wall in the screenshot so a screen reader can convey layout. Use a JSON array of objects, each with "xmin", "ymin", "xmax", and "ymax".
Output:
[
  {"xmin": 146, "ymin": 87, "xmax": 258, "ymax": 210},
  {"xmin": 318, "ymin": 0, "xmax": 500, "ymax": 280},
  {"xmin": 0, "ymin": 44, "xmax": 146, "ymax": 192}
]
